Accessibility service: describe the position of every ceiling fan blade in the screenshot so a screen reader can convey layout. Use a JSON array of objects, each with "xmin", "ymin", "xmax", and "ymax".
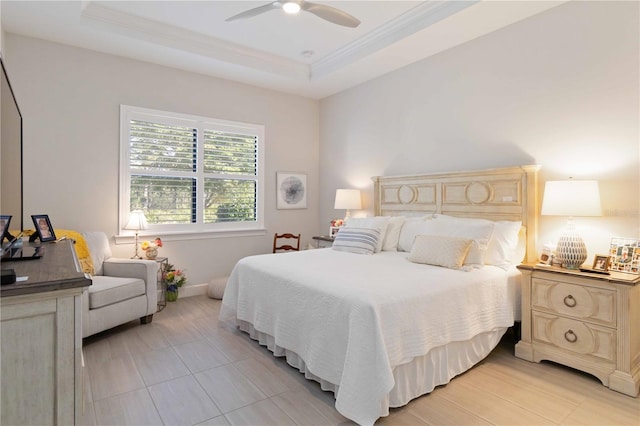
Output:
[
  {"xmin": 225, "ymin": 1, "xmax": 282, "ymax": 22},
  {"xmin": 301, "ymin": 1, "xmax": 360, "ymax": 28}
]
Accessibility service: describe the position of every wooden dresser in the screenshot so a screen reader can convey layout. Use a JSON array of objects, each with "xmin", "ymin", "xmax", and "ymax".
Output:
[
  {"xmin": 515, "ymin": 264, "xmax": 640, "ymax": 397},
  {"xmin": 1, "ymin": 240, "xmax": 91, "ymax": 425}
]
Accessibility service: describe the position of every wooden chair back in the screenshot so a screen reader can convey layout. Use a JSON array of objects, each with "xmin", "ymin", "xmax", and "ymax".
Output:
[{"xmin": 273, "ymin": 233, "xmax": 301, "ymax": 253}]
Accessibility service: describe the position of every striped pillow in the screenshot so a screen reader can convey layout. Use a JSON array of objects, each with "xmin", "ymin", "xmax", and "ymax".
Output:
[{"xmin": 332, "ymin": 228, "xmax": 381, "ymax": 255}]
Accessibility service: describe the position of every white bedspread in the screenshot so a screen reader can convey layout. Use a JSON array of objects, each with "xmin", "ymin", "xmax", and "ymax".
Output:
[{"xmin": 219, "ymin": 249, "xmax": 518, "ymax": 425}]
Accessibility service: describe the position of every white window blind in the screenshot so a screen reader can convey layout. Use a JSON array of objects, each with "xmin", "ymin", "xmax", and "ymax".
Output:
[{"xmin": 120, "ymin": 106, "xmax": 264, "ymax": 236}]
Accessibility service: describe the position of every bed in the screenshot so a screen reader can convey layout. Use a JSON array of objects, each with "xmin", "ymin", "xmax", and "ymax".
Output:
[{"xmin": 220, "ymin": 165, "xmax": 540, "ymax": 425}]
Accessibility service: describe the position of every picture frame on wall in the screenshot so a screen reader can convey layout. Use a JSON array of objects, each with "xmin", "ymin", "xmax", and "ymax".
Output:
[
  {"xmin": 31, "ymin": 214, "xmax": 57, "ymax": 242},
  {"xmin": 276, "ymin": 172, "xmax": 307, "ymax": 209},
  {"xmin": 609, "ymin": 237, "xmax": 640, "ymax": 275}
]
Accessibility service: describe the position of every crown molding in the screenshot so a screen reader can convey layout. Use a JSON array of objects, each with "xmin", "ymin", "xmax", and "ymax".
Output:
[
  {"xmin": 310, "ymin": 0, "xmax": 478, "ymax": 80},
  {"xmin": 81, "ymin": 1, "xmax": 310, "ymax": 80}
]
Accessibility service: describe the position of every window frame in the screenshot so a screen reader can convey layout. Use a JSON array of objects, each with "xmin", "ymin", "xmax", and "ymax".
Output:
[{"xmin": 118, "ymin": 105, "xmax": 265, "ymax": 239}]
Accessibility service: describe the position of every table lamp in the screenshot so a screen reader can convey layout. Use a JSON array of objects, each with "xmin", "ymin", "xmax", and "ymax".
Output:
[
  {"xmin": 541, "ymin": 179, "xmax": 602, "ymax": 269},
  {"xmin": 125, "ymin": 210, "xmax": 148, "ymax": 259},
  {"xmin": 334, "ymin": 189, "xmax": 362, "ymax": 221}
]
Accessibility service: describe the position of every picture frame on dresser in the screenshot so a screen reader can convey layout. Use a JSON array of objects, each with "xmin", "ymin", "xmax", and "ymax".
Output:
[
  {"xmin": 609, "ymin": 237, "xmax": 640, "ymax": 274},
  {"xmin": 0, "ymin": 215, "xmax": 11, "ymax": 242},
  {"xmin": 592, "ymin": 254, "xmax": 610, "ymax": 272},
  {"xmin": 31, "ymin": 214, "xmax": 56, "ymax": 242}
]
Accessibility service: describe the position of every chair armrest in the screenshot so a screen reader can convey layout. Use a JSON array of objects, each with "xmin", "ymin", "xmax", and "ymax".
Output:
[{"xmin": 103, "ymin": 258, "xmax": 158, "ymax": 300}]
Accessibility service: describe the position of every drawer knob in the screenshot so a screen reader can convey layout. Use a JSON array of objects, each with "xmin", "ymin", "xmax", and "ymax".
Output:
[
  {"xmin": 563, "ymin": 295, "xmax": 577, "ymax": 308},
  {"xmin": 564, "ymin": 329, "xmax": 578, "ymax": 343}
]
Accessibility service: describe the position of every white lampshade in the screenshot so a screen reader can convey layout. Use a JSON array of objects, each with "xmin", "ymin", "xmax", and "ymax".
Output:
[
  {"xmin": 124, "ymin": 210, "xmax": 148, "ymax": 259},
  {"xmin": 334, "ymin": 189, "xmax": 361, "ymax": 221},
  {"xmin": 125, "ymin": 210, "xmax": 148, "ymax": 231},
  {"xmin": 541, "ymin": 180, "xmax": 602, "ymax": 217},
  {"xmin": 541, "ymin": 180, "xmax": 602, "ymax": 269}
]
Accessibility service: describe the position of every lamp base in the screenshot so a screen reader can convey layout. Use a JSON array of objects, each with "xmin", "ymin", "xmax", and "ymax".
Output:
[{"xmin": 555, "ymin": 220, "xmax": 588, "ymax": 269}]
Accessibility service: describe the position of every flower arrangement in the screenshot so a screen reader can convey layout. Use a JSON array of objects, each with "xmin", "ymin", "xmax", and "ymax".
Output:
[
  {"xmin": 330, "ymin": 219, "xmax": 344, "ymax": 227},
  {"xmin": 163, "ymin": 264, "xmax": 187, "ymax": 302},
  {"xmin": 141, "ymin": 237, "xmax": 163, "ymax": 252},
  {"xmin": 141, "ymin": 237, "xmax": 162, "ymax": 259}
]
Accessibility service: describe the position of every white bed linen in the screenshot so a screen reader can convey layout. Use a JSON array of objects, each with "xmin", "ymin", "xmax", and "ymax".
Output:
[{"xmin": 220, "ymin": 249, "xmax": 520, "ymax": 425}]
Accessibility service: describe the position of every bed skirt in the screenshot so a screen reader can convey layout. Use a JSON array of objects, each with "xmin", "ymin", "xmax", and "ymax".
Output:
[{"xmin": 237, "ymin": 319, "xmax": 507, "ymax": 422}]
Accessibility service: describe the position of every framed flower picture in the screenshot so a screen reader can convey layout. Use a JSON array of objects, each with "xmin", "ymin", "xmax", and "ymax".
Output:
[
  {"xmin": 609, "ymin": 237, "xmax": 640, "ymax": 275},
  {"xmin": 276, "ymin": 172, "xmax": 307, "ymax": 209}
]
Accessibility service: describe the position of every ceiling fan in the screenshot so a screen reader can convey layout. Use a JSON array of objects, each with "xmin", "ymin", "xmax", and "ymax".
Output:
[{"xmin": 225, "ymin": 1, "xmax": 361, "ymax": 28}]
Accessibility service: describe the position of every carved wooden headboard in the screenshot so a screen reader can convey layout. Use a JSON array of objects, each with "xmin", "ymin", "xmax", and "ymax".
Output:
[{"xmin": 372, "ymin": 165, "xmax": 540, "ymax": 264}]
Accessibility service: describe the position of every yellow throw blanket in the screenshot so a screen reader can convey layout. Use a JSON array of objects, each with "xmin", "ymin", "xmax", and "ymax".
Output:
[{"xmin": 23, "ymin": 228, "xmax": 95, "ymax": 275}]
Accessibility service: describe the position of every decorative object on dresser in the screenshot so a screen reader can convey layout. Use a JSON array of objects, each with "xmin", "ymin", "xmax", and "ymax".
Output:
[
  {"xmin": 591, "ymin": 254, "xmax": 611, "ymax": 272},
  {"xmin": 334, "ymin": 189, "xmax": 361, "ymax": 221},
  {"xmin": 515, "ymin": 264, "xmax": 640, "ymax": 397},
  {"xmin": 608, "ymin": 237, "xmax": 640, "ymax": 275},
  {"xmin": 540, "ymin": 179, "xmax": 602, "ymax": 269},
  {"xmin": 30, "ymin": 214, "xmax": 56, "ymax": 242},
  {"xmin": 124, "ymin": 209, "xmax": 148, "ymax": 259},
  {"xmin": 0, "ymin": 215, "xmax": 12, "ymax": 243},
  {"xmin": 276, "ymin": 172, "xmax": 307, "ymax": 209}
]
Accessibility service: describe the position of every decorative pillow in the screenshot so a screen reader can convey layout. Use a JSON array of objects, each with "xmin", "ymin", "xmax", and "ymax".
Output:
[
  {"xmin": 332, "ymin": 227, "xmax": 381, "ymax": 255},
  {"xmin": 345, "ymin": 217, "xmax": 390, "ymax": 252},
  {"xmin": 408, "ymin": 235, "xmax": 473, "ymax": 270},
  {"xmin": 397, "ymin": 216, "xmax": 435, "ymax": 252},
  {"xmin": 381, "ymin": 216, "xmax": 406, "ymax": 252},
  {"xmin": 485, "ymin": 221, "xmax": 523, "ymax": 268},
  {"xmin": 431, "ymin": 215, "xmax": 496, "ymax": 268}
]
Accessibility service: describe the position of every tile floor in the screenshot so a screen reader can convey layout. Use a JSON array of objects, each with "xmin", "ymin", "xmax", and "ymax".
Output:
[{"xmin": 80, "ymin": 295, "xmax": 639, "ymax": 425}]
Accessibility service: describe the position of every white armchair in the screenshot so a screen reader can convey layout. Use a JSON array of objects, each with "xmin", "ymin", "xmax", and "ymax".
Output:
[{"xmin": 81, "ymin": 232, "xmax": 158, "ymax": 338}]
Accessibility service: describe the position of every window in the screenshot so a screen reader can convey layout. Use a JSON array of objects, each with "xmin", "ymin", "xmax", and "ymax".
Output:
[{"xmin": 119, "ymin": 106, "xmax": 264, "ymax": 237}]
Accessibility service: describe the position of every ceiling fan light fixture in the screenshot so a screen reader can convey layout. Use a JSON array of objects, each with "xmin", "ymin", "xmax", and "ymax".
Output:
[{"xmin": 282, "ymin": 2, "xmax": 301, "ymax": 14}]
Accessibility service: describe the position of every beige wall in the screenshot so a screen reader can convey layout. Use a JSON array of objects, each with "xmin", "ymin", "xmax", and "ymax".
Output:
[
  {"xmin": 5, "ymin": 34, "xmax": 319, "ymax": 285},
  {"xmin": 0, "ymin": 2, "xmax": 3, "ymax": 55},
  {"xmin": 319, "ymin": 0, "xmax": 639, "ymax": 258},
  {"xmin": 4, "ymin": 0, "xmax": 639, "ymax": 285}
]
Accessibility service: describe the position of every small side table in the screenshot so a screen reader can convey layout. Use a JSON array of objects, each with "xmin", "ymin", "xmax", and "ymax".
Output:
[
  {"xmin": 312, "ymin": 235, "xmax": 334, "ymax": 248},
  {"xmin": 153, "ymin": 257, "xmax": 169, "ymax": 311}
]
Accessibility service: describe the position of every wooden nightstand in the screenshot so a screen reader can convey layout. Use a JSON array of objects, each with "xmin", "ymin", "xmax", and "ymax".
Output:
[
  {"xmin": 312, "ymin": 235, "xmax": 334, "ymax": 248},
  {"xmin": 515, "ymin": 264, "xmax": 640, "ymax": 397}
]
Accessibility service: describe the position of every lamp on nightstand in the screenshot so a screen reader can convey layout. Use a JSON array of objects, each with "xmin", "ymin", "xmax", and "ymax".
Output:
[
  {"xmin": 334, "ymin": 189, "xmax": 362, "ymax": 221},
  {"xmin": 541, "ymin": 179, "xmax": 602, "ymax": 269},
  {"xmin": 125, "ymin": 210, "xmax": 148, "ymax": 259}
]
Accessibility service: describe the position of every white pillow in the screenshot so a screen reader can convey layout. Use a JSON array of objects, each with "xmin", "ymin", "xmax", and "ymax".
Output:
[
  {"xmin": 408, "ymin": 235, "xmax": 472, "ymax": 270},
  {"xmin": 345, "ymin": 217, "xmax": 390, "ymax": 252},
  {"xmin": 397, "ymin": 216, "xmax": 436, "ymax": 252},
  {"xmin": 485, "ymin": 221, "xmax": 523, "ymax": 268},
  {"xmin": 332, "ymin": 227, "xmax": 381, "ymax": 255},
  {"xmin": 431, "ymin": 215, "xmax": 496, "ymax": 268},
  {"xmin": 381, "ymin": 216, "xmax": 406, "ymax": 252}
]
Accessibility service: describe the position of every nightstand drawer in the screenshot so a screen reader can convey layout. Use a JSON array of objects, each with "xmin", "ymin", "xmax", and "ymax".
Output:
[
  {"xmin": 531, "ymin": 278, "xmax": 616, "ymax": 327},
  {"xmin": 532, "ymin": 312, "xmax": 616, "ymax": 362}
]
